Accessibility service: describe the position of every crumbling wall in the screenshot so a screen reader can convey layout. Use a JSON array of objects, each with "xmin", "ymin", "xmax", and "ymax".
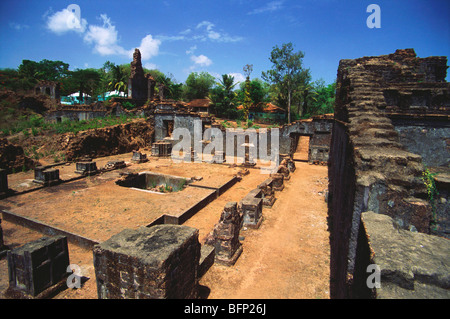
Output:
[
  {"xmin": 56, "ymin": 118, "xmax": 154, "ymax": 161},
  {"xmin": 328, "ymin": 49, "xmax": 450, "ymax": 299},
  {"xmin": 0, "ymin": 138, "xmax": 36, "ymax": 173},
  {"xmin": 128, "ymin": 49, "xmax": 156, "ymax": 102}
]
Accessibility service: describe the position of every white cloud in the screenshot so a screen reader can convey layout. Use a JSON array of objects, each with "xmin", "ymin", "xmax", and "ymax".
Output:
[
  {"xmin": 180, "ymin": 28, "xmax": 192, "ymax": 35},
  {"xmin": 195, "ymin": 20, "xmax": 243, "ymax": 43},
  {"xmin": 144, "ymin": 62, "xmax": 158, "ymax": 70},
  {"xmin": 46, "ymin": 7, "xmax": 160, "ymax": 62},
  {"xmin": 46, "ymin": 7, "xmax": 87, "ymax": 34},
  {"xmin": 228, "ymin": 73, "xmax": 246, "ymax": 84},
  {"xmin": 248, "ymin": 1, "xmax": 284, "ymax": 15},
  {"xmin": 83, "ymin": 14, "xmax": 160, "ymax": 61},
  {"xmin": 155, "ymin": 35, "xmax": 185, "ymax": 42},
  {"xmin": 9, "ymin": 22, "xmax": 29, "ymax": 31},
  {"xmin": 186, "ymin": 45, "xmax": 197, "ymax": 55},
  {"xmin": 190, "ymin": 54, "xmax": 212, "ymax": 67},
  {"xmin": 135, "ymin": 34, "xmax": 161, "ymax": 60},
  {"xmin": 83, "ymin": 14, "xmax": 128, "ymax": 56}
]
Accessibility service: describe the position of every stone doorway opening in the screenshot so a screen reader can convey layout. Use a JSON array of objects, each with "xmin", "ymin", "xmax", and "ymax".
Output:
[{"xmin": 292, "ymin": 134, "xmax": 310, "ymax": 162}]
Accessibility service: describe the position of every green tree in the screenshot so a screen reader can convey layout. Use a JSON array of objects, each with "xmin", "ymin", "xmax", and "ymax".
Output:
[
  {"xmin": 18, "ymin": 59, "xmax": 70, "ymax": 82},
  {"xmin": 210, "ymin": 74, "xmax": 238, "ymax": 118},
  {"xmin": 71, "ymin": 69, "xmax": 101, "ymax": 103},
  {"xmin": 152, "ymin": 72, "xmax": 183, "ymax": 100},
  {"xmin": 108, "ymin": 63, "xmax": 128, "ymax": 96},
  {"xmin": 236, "ymin": 78, "xmax": 271, "ymax": 108},
  {"xmin": 262, "ymin": 43, "xmax": 310, "ymax": 123},
  {"xmin": 305, "ymin": 81, "xmax": 336, "ymax": 117},
  {"xmin": 0, "ymin": 68, "xmax": 35, "ymax": 91},
  {"xmin": 183, "ymin": 72, "xmax": 216, "ymax": 101}
]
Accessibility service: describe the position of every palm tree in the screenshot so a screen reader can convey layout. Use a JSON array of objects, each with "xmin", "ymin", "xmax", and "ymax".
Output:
[
  {"xmin": 219, "ymin": 74, "xmax": 237, "ymax": 92},
  {"xmin": 108, "ymin": 64, "xmax": 128, "ymax": 97}
]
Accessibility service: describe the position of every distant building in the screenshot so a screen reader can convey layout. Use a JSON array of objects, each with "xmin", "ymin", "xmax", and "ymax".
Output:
[{"xmin": 34, "ymin": 80, "xmax": 60, "ymax": 101}]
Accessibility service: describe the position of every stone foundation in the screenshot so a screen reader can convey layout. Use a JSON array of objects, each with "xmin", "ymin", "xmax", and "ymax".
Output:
[{"xmin": 151, "ymin": 141, "xmax": 172, "ymax": 157}]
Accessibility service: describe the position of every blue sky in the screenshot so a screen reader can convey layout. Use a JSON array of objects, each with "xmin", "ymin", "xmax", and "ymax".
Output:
[{"xmin": 0, "ymin": 0, "xmax": 449, "ymax": 85}]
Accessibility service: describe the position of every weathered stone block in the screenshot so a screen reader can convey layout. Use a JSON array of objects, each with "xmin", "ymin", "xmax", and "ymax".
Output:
[
  {"xmin": 33, "ymin": 167, "xmax": 61, "ymax": 186},
  {"xmin": 105, "ymin": 160, "xmax": 126, "ymax": 170},
  {"xmin": 277, "ymin": 165, "xmax": 290, "ymax": 180},
  {"xmin": 151, "ymin": 142, "xmax": 172, "ymax": 157},
  {"xmin": 241, "ymin": 197, "xmax": 263, "ymax": 229},
  {"xmin": 355, "ymin": 212, "xmax": 450, "ymax": 299},
  {"xmin": 208, "ymin": 202, "xmax": 242, "ymax": 266},
  {"xmin": 93, "ymin": 225, "xmax": 200, "ymax": 299},
  {"xmin": 131, "ymin": 151, "xmax": 148, "ymax": 164},
  {"xmin": 6, "ymin": 236, "xmax": 69, "ymax": 298},
  {"xmin": 198, "ymin": 245, "xmax": 215, "ymax": 278},
  {"xmin": 75, "ymin": 161, "xmax": 98, "ymax": 176},
  {"xmin": 271, "ymin": 173, "xmax": 284, "ymax": 191},
  {"xmin": 258, "ymin": 184, "xmax": 276, "ymax": 205}
]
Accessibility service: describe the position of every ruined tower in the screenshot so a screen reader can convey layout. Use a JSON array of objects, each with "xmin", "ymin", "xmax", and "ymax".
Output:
[{"xmin": 128, "ymin": 49, "xmax": 156, "ymax": 101}]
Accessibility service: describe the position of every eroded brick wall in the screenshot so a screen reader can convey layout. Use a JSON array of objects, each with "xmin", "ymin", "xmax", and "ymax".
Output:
[{"xmin": 328, "ymin": 49, "xmax": 450, "ymax": 298}]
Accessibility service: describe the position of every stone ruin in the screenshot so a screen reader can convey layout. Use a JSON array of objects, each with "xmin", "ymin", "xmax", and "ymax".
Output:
[
  {"xmin": 328, "ymin": 49, "xmax": 450, "ymax": 299},
  {"xmin": 0, "ymin": 218, "xmax": 8, "ymax": 257},
  {"xmin": 34, "ymin": 80, "xmax": 60, "ymax": 101},
  {"xmin": 131, "ymin": 150, "xmax": 148, "ymax": 163},
  {"xmin": 93, "ymin": 225, "xmax": 200, "ymax": 299},
  {"xmin": 128, "ymin": 49, "xmax": 157, "ymax": 102},
  {"xmin": 2, "ymin": 47, "xmax": 448, "ymax": 300},
  {"xmin": 205, "ymin": 202, "xmax": 243, "ymax": 266},
  {"xmin": 5, "ymin": 235, "xmax": 70, "ymax": 298},
  {"xmin": 75, "ymin": 161, "xmax": 98, "ymax": 176},
  {"xmin": 33, "ymin": 166, "xmax": 61, "ymax": 186}
]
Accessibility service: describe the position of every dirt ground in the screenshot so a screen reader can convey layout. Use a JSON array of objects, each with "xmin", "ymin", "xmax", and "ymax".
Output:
[
  {"xmin": 198, "ymin": 161, "xmax": 330, "ymax": 299},
  {"xmin": 0, "ymin": 147, "xmax": 330, "ymax": 299}
]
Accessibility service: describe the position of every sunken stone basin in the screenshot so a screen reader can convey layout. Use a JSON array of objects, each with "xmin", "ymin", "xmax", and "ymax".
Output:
[{"xmin": 116, "ymin": 171, "xmax": 192, "ymax": 193}]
